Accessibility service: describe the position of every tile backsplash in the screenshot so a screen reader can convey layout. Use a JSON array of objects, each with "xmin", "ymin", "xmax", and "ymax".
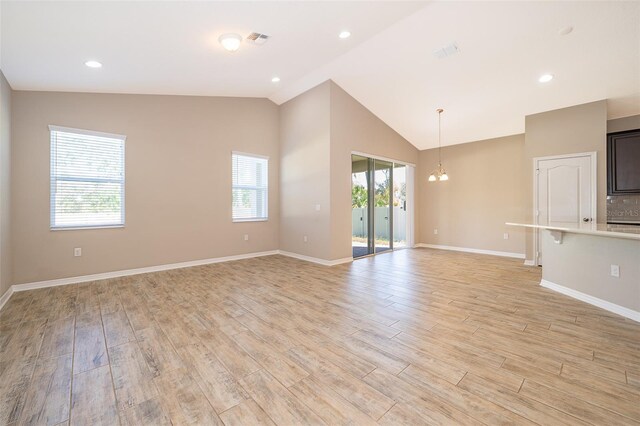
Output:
[{"xmin": 607, "ymin": 195, "xmax": 640, "ymax": 224}]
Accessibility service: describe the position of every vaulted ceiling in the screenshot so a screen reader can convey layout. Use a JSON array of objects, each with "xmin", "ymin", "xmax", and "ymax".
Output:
[{"xmin": 2, "ymin": 1, "xmax": 639, "ymax": 149}]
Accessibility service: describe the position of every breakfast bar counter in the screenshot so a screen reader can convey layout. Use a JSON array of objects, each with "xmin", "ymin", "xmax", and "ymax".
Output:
[{"xmin": 507, "ymin": 222, "xmax": 640, "ymax": 322}]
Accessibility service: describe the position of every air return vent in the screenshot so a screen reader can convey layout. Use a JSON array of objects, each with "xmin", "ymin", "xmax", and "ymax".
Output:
[
  {"xmin": 433, "ymin": 42, "xmax": 459, "ymax": 59},
  {"xmin": 246, "ymin": 32, "xmax": 270, "ymax": 45}
]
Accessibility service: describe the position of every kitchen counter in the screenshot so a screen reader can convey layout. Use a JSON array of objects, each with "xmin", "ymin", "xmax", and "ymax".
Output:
[{"xmin": 506, "ymin": 222, "xmax": 640, "ymax": 242}]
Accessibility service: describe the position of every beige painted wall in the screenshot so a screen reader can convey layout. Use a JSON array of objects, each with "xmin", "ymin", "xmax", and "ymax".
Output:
[
  {"xmin": 279, "ymin": 81, "xmax": 332, "ymax": 259},
  {"xmin": 0, "ymin": 71, "xmax": 12, "ymax": 296},
  {"xmin": 279, "ymin": 81, "xmax": 418, "ymax": 261},
  {"xmin": 417, "ymin": 134, "xmax": 526, "ymax": 255},
  {"xmin": 330, "ymin": 82, "xmax": 418, "ymax": 260},
  {"xmin": 524, "ymin": 100, "xmax": 607, "ymax": 261},
  {"xmin": 11, "ymin": 91, "xmax": 280, "ymax": 284},
  {"xmin": 608, "ymin": 114, "xmax": 640, "ymax": 133}
]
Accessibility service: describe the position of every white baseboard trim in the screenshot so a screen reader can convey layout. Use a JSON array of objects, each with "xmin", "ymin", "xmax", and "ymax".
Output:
[
  {"xmin": 0, "ymin": 286, "xmax": 14, "ymax": 311},
  {"xmin": 277, "ymin": 250, "xmax": 353, "ymax": 266},
  {"xmin": 1, "ymin": 248, "xmax": 353, "ymax": 308},
  {"xmin": 523, "ymin": 259, "xmax": 536, "ymax": 266},
  {"xmin": 11, "ymin": 250, "xmax": 280, "ymax": 293},
  {"xmin": 540, "ymin": 279, "xmax": 640, "ymax": 323},
  {"xmin": 416, "ymin": 243, "xmax": 525, "ymax": 259}
]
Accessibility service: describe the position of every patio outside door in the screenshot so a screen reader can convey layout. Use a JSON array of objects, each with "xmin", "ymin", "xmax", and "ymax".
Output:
[{"xmin": 352, "ymin": 154, "xmax": 412, "ymax": 258}]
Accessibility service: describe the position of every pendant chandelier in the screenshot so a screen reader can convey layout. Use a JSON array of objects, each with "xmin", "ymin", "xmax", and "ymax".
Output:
[{"xmin": 428, "ymin": 108, "xmax": 449, "ymax": 182}]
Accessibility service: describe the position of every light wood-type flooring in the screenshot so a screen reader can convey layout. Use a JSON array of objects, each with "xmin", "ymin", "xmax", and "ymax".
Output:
[{"xmin": 1, "ymin": 248, "xmax": 640, "ymax": 425}]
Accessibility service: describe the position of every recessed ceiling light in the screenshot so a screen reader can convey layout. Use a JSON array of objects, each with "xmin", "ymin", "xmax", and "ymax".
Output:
[
  {"xmin": 84, "ymin": 60, "xmax": 102, "ymax": 68},
  {"xmin": 218, "ymin": 33, "xmax": 242, "ymax": 52},
  {"xmin": 339, "ymin": 31, "xmax": 351, "ymax": 39},
  {"xmin": 271, "ymin": 77, "xmax": 280, "ymax": 83},
  {"xmin": 539, "ymin": 74, "xmax": 554, "ymax": 83}
]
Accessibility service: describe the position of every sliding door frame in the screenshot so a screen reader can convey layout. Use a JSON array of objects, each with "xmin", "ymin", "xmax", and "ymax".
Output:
[{"xmin": 351, "ymin": 151, "xmax": 415, "ymax": 258}]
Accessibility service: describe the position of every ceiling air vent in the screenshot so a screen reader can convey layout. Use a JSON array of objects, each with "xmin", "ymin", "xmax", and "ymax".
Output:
[
  {"xmin": 433, "ymin": 42, "xmax": 459, "ymax": 59},
  {"xmin": 246, "ymin": 32, "xmax": 270, "ymax": 45}
]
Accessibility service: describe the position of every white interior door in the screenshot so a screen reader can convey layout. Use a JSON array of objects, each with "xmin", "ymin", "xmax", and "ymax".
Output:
[{"xmin": 535, "ymin": 153, "xmax": 595, "ymax": 265}]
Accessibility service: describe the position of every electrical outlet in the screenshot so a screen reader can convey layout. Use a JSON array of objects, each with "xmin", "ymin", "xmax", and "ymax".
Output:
[
  {"xmin": 244, "ymin": 234, "xmax": 249, "ymax": 241},
  {"xmin": 434, "ymin": 229, "xmax": 438, "ymax": 235},
  {"xmin": 74, "ymin": 247, "xmax": 82, "ymax": 257},
  {"xmin": 303, "ymin": 235, "xmax": 308, "ymax": 243},
  {"xmin": 610, "ymin": 264, "xmax": 620, "ymax": 278},
  {"xmin": 503, "ymin": 233, "xmax": 509, "ymax": 240},
  {"xmin": 315, "ymin": 204, "xmax": 321, "ymax": 212}
]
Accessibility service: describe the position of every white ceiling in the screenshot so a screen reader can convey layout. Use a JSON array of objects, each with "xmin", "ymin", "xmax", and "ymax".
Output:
[
  {"xmin": 2, "ymin": 1, "xmax": 639, "ymax": 150},
  {"xmin": 0, "ymin": 1, "xmax": 423, "ymax": 97}
]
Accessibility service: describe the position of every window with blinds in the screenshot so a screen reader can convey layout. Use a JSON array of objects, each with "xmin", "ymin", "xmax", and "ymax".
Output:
[
  {"xmin": 50, "ymin": 125, "xmax": 126, "ymax": 229},
  {"xmin": 232, "ymin": 152, "xmax": 268, "ymax": 222}
]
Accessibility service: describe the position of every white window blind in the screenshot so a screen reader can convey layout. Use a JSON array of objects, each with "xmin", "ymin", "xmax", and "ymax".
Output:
[
  {"xmin": 50, "ymin": 125, "xmax": 126, "ymax": 229},
  {"xmin": 232, "ymin": 152, "xmax": 268, "ymax": 222}
]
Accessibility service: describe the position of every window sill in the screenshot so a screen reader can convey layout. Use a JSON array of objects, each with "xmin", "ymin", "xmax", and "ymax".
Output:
[
  {"xmin": 232, "ymin": 218, "xmax": 269, "ymax": 223},
  {"xmin": 51, "ymin": 225, "xmax": 125, "ymax": 231}
]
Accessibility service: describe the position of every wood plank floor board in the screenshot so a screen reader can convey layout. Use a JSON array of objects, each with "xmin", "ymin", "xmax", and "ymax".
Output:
[
  {"xmin": 23, "ymin": 289, "xmax": 54, "ymax": 321},
  {"xmin": 239, "ymin": 369, "xmax": 325, "ymax": 425},
  {"xmin": 153, "ymin": 367, "xmax": 223, "ymax": 425},
  {"xmin": 352, "ymin": 329, "xmax": 467, "ymax": 385},
  {"xmin": 101, "ymin": 310, "xmax": 136, "ymax": 349},
  {"xmin": 231, "ymin": 330, "xmax": 309, "ymax": 387},
  {"xmin": 1, "ymin": 318, "xmax": 47, "ymax": 362},
  {"xmin": 39, "ymin": 317, "xmax": 75, "ymax": 360},
  {"xmin": 70, "ymin": 365, "xmax": 118, "ymax": 426},
  {"xmin": 288, "ymin": 375, "xmax": 378, "ymax": 425},
  {"xmin": 1, "ymin": 249, "xmax": 639, "ymax": 425},
  {"xmin": 75, "ymin": 284, "xmax": 100, "ymax": 316},
  {"xmin": 399, "ymin": 364, "xmax": 536, "ymax": 425},
  {"xmin": 502, "ymin": 358, "xmax": 640, "ymax": 418},
  {"xmin": 218, "ymin": 399, "xmax": 275, "ymax": 426},
  {"xmin": 134, "ymin": 324, "xmax": 184, "ymax": 378},
  {"xmin": 176, "ymin": 342, "xmax": 250, "ymax": 414},
  {"xmin": 519, "ymin": 379, "xmax": 638, "ymax": 425},
  {"xmin": 457, "ymin": 372, "xmax": 589, "ymax": 426},
  {"xmin": 18, "ymin": 354, "xmax": 73, "ymax": 426},
  {"xmin": 376, "ymin": 402, "xmax": 433, "ymax": 426},
  {"xmin": 287, "ymin": 344, "xmax": 395, "ymax": 420},
  {"xmin": 0, "ymin": 291, "xmax": 32, "ymax": 326},
  {"xmin": 285, "ymin": 327, "xmax": 377, "ymax": 378},
  {"xmin": 362, "ymin": 367, "xmax": 483, "ymax": 425},
  {"xmin": 627, "ymin": 370, "xmax": 640, "ymax": 389},
  {"xmin": 48, "ymin": 286, "xmax": 78, "ymax": 322},
  {"xmin": 199, "ymin": 329, "xmax": 262, "ymax": 380},
  {"xmin": 0, "ymin": 358, "xmax": 36, "ymax": 424},
  {"xmin": 108, "ymin": 341, "xmax": 159, "ymax": 412},
  {"xmin": 73, "ymin": 314, "xmax": 108, "ymax": 375},
  {"xmin": 119, "ymin": 397, "xmax": 170, "ymax": 426}
]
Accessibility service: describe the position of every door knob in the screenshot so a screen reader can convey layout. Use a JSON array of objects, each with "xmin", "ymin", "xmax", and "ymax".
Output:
[{"xmin": 582, "ymin": 218, "xmax": 591, "ymax": 222}]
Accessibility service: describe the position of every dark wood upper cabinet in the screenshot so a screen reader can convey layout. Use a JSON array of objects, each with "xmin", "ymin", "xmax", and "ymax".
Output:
[{"xmin": 607, "ymin": 129, "xmax": 640, "ymax": 195}]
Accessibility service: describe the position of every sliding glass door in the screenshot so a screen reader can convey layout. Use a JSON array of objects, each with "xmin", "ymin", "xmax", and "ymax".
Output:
[
  {"xmin": 393, "ymin": 164, "xmax": 407, "ymax": 248},
  {"xmin": 352, "ymin": 154, "xmax": 412, "ymax": 258},
  {"xmin": 351, "ymin": 155, "xmax": 373, "ymax": 258},
  {"xmin": 374, "ymin": 159, "xmax": 392, "ymax": 254}
]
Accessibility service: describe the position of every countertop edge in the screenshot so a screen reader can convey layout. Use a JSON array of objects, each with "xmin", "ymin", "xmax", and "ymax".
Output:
[{"xmin": 505, "ymin": 222, "xmax": 640, "ymax": 241}]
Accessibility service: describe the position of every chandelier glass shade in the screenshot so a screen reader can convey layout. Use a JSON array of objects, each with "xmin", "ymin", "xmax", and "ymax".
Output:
[{"xmin": 428, "ymin": 108, "xmax": 449, "ymax": 182}]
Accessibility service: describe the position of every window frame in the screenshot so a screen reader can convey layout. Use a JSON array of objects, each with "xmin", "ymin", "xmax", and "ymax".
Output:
[
  {"xmin": 49, "ymin": 125, "xmax": 126, "ymax": 231},
  {"xmin": 231, "ymin": 151, "xmax": 269, "ymax": 223}
]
